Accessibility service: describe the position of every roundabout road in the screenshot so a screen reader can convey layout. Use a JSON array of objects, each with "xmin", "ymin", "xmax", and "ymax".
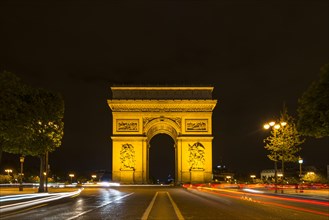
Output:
[{"xmin": 1, "ymin": 186, "xmax": 328, "ymax": 220}]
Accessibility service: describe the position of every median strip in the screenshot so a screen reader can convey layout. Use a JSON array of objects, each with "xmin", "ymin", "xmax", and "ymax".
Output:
[
  {"xmin": 141, "ymin": 191, "xmax": 184, "ymax": 220},
  {"xmin": 141, "ymin": 192, "xmax": 159, "ymax": 220},
  {"xmin": 166, "ymin": 192, "xmax": 184, "ymax": 220}
]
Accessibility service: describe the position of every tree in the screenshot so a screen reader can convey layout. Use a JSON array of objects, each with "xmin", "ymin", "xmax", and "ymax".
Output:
[
  {"xmin": 264, "ymin": 108, "xmax": 304, "ymax": 187},
  {"xmin": 297, "ymin": 64, "xmax": 329, "ymax": 138},
  {"xmin": 0, "ymin": 71, "xmax": 64, "ymax": 192},
  {"xmin": 302, "ymin": 172, "xmax": 327, "ymax": 183},
  {"xmin": 26, "ymin": 88, "xmax": 64, "ymax": 192},
  {"xmin": 0, "ymin": 71, "xmax": 32, "ymax": 163}
]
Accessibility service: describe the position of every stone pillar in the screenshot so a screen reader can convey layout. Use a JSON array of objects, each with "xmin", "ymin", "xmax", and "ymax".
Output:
[
  {"xmin": 177, "ymin": 136, "xmax": 214, "ymax": 183},
  {"xmin": 142, "ymin": 139, "xmax": 147, "ymax": 183},
  {"xmin": 120, "ymin": 170, "xmax": 135, "ymax": 184},
  {"xmin": 111, "ymin": 136, "xmax": 146, "ymax": 184},
  {"xmin": 190, "ymin": 169, "xmax": 205, "ymax": 183}
]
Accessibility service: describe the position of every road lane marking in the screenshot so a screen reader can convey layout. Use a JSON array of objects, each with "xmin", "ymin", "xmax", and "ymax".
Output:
[
  {"xmin": 141, "ymin": 191, "xmax": 158, "ymax": 220},
  {"xmin": 67, "ymin": 192, "xmax": 134, "ymax": 220},
  {"xmin": 141, "ymin": 191, "xmax": 184, "ymax": 220},
  {"xmin": 166, "ymin": 192, "xmax": 184, "ymax": 220}
]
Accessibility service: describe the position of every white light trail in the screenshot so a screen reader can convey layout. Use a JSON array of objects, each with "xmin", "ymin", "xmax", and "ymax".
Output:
[
  {"xmin": 0, "ymin": 189, "xmax": 83, "ymax": 213},
  {"xmin": 0, "ymin": 193, "xmax": 50, "ymax": 203}
]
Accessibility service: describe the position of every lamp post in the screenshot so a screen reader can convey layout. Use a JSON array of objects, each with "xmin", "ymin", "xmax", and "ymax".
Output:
[
  {"xmin": 298, "ymin": 157, "xmax": 304, "ymax": 193},
  {"xmin": 91, "ymin": 174, "xmax": 97, "ymax": 182},
  {"xmin": 264, "ymin": 121, "xmax": 287, "ymax": 193},
  {"xmin": 19, "ymin": 156, "xmax": 25, "ymax": 191},
  {"xmin": 298, "ymin": 157, "xmax": 303, "ymax": 178},
  {"xmin": 250, "ymin": 175, "xmax": 256, "ymax": 183},
  {"xmin": 5, "ymin": 169, "xmax": 12, "ymax": 176},
  {"xmin": 5, "ymin": 169, "xmax": 13, "ymax": 184},
  {"xmin": 226, "ymin": 176, "xmax": 231, "ymax": 183},
  {"xmin": 69, "ymin": 174, "xmax": 74, "ymax": 184}
]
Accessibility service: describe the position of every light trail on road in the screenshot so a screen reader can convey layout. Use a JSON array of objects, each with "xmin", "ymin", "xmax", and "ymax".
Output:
[
  {"xmin": 198, "ymin": 186, "xmax": 329, "ymax": 207},
  {"xmin": 1, "ymin": 186, "xmax": 328, "ymax": 220},
  {"xmin": 187, "ymin": 186, "xmax": 329, "ymax": 217},
  {"xmin": 0, "ymin": 193, "xmax": 50, "ymax": 203},
  {"xmin": 0, "ymin": 189, "xmax": 83, "ymax": 213}
]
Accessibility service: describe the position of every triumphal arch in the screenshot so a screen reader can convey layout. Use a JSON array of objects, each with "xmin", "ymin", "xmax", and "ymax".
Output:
[{"xmin": 107, "ymin": 86, "xmax": 217, "ymax": 184}]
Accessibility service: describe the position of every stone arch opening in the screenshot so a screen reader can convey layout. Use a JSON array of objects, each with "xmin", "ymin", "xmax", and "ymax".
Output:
[
  {"xmin": 145, "ymin": 119, "xmax": 179, "ymax": 142},
  {"xmin": 149, "ymin": 134, "xmax": 175, "ymax": 184},
  {"xmin": 145, "ymin": 120, "xmax": 178, "ymax": 184}
]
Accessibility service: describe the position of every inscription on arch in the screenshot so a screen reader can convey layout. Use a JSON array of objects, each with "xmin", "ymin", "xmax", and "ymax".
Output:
[{"xmin": 117, "ymin": 119, "xmax": 139, "ymax": 132}]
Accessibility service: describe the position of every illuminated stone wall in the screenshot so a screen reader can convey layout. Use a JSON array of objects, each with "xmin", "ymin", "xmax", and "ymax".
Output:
[{"xmin": 108, "ymin": 87, "xmax": 217, "ymax": 184}]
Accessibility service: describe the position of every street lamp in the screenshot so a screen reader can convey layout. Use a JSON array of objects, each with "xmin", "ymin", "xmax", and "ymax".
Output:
[
  {"xmin": 298, "ymin": 157, "xmax": 303, "ymax": 178},
  {"xmin": 69, "ymin": 174, "xmax": 74, "ymax": 184},
  {"xmin": 263, "ymin": 120, "xmax": 287, "ymax": 193},
  {"xmin": 298, "ymin": 157, "xmax": 304, "ymax": 193},
  {"xmin": 91, "ymin": 174, "xmax": 97, "ymax": 182},
  {"xmin": 5, "ymin": 169, "xmax": 12, "ymax": 176},
  {"xmin": 19, "ymin": 156, "xmax": 25, "ymax": 191},
  {"xmin": 250, "ymin": 175, "xmax": 256, "ymax": 183}
]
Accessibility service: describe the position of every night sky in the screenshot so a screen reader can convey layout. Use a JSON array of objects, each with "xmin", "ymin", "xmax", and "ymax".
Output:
[{"xmin": 0, "ymin": 1, "xmax": 328, "ymax": 180}]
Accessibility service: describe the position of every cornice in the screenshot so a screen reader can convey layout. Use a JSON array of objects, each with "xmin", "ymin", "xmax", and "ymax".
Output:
[
  {"xmin": 107, "ymin": 100, "xmax": 217, "ymax": 112},
  {"xmin": 111, "ymin": 86, "xmax": 214, "ymax": 91},
  {"xmin": 111, "ymin": 136, "xmax": 147, "ymax": 141}
]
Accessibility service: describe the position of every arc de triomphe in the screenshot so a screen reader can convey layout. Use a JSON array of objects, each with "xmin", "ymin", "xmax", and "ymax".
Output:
[{"xmin": 107, "ymin": 86, "xmax": 217, "ymax": 184}]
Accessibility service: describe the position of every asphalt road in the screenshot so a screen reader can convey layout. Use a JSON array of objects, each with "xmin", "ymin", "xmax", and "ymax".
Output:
[{"xmin": 1, "ymin": 186, "xmax": 328, "ymax": 220}]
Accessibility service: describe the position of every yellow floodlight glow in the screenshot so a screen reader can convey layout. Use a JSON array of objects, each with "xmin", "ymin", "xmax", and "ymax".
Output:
[
  {"xmin": 5, "ymin": 169, "xmax": 13, "ymax": 175},
  {"xmin": 274, "ymin": 124, "xmax": 281, "ymax": 129},
  {"xmin": 269, "ymin": 121, "xmax": 275, "ymax": 126},
  {"xmin": 250, "ymin": 175, "xmax": 256, "ymax": 178},
  {"xmin": 263, "ymin": 124, "xmax": 270, "ymax": 129},
  {"xmin": 280, "ymin": 122, "xmax": 287, "ymax": 127}
]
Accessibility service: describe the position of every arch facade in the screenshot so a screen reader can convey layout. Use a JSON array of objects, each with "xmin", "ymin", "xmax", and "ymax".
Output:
[{"xmin": 108, "ymin": 87, "xmax": 217, "ymax": 184}]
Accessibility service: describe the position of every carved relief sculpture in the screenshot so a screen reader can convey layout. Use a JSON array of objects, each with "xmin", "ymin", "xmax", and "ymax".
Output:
[
  {"xmin": 120, "ymin": 143, "xmax": 136, "ymax": 170},
  {"xmin": 143, "ymin": 117, "xmax": 157, "ymax": 128},
  {"xmin": 117, "ymin": 119, "xmax": 139, "ymax": 132},
  {"xmin": 171, "ymin": 117, "xmax": 182, "ymax": 128},
  {"xmin": 186, "ymin": 119, "xmax": 208, "ymax": 131},
  {"xmin": 188, "ymin": 142, "xmax": 205, "ymax": 170}
]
